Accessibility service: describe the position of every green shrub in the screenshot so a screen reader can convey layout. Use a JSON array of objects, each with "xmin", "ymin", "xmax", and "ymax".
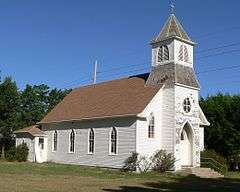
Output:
[
  {"xmin": 152, "ymin": 150, "xmax": 175, "ymax": 173},
  {"xmin": 201, "ymin": 149, "xmax": 227, "ymax": 167},
  {"xmin": 5, "ymin": 146, "xmax": 16, "ymax": 162},
  {"xmin": 122, "ymin": 150, "xmax": 175, "ymax": 173},
  {"xmin": 15, "ymin": 143, "xmax": 29, "ymax": 162},
  {"xmin": 137, "ymin": 156, "xmax": 152, "ymax": 173},
  {"xmin": 122, "ymin": 152, "xmax": 138, "ymax": 172}
]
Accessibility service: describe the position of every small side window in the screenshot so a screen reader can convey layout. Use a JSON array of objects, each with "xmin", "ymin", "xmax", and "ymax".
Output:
[
  {"xmin": 148, "ymin": 113, "xmax": 155, "ymax": 138},
  {"xmin": 39, "ymin": 138, "xmax": 44, "ymax": 150}
]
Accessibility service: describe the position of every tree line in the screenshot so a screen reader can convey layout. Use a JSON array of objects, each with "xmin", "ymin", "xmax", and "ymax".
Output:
[
  {"xmin": 200, "ymin": 94, "xmax": 240, "ymax": 165},
  {"xmin": 0, "ymin": 77, "xmax": 70, "ymax": 157}
]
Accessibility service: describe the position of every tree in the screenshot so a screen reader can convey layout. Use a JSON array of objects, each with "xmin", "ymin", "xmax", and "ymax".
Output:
[
  {"xmin": 0, "ymin": 76, "xmax": 70, "ymax": 157},
  {"xmin": 20, "ymin": 84, "xmax": 49, "ymax": 127},
  {"xmin": 0, "ymin": 77, "xmax": 21, "ymax": 158},
  {"xmin": 20, "ymin": 85, "xmax": 70, "ymax": 127},
  {"xmin": 47, "ymin": 88, "xmax": 70, "ymax": 112},
  {"xmin": 200, "ymin": 94, "xmax": 240, "ymax": 161}
]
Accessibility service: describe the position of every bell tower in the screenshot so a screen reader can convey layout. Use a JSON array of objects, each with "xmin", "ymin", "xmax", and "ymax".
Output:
[
  {"xmin": 147, "ymin": 13, "xmax": 199, "ymax": 89},
  {"xmin": 146, "ymin": 11, "xmax": 205, "ymax": 170},
  {"xmin": 151, "ymin": 14, "xmax": 195, "ymax": 68}
]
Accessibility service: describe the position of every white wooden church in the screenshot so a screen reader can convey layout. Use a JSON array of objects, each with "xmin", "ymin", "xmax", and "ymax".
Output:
[{"xmin": 15, "ymin": 13, "xmax": 210, "ymax": 171}]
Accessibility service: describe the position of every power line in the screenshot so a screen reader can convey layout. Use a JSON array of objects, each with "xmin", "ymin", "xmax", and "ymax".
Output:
[
  {"xmin": 196, "ymin": 49, "xmax": 240, "ymax": 60},
  {"xmin": 98, "ymin": 61, "xmax": 149, "ymax": 74},
  {"xmin": 194, "ymin": 26, "xmax": 240, "ymax": 39},
  {"xmin": 60, "ymin": 58, "xmax": 240, "ymax": 89},
  {"xmin": 196, "ymin": 64, "xmax": 240, "ymax": 74},
  {"xmin": 98, "ymin": 67, "xmax": 149, "ymax": 79},
  {"xmin": 196, "ymin": 42, "xmax": 240, "ymax": 54},
  {"xmin": 58, "ymin": 76, "xmax": 91, "ymax": 89}
]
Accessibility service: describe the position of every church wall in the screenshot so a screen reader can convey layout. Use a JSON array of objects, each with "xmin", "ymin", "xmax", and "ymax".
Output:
[
  {"xmin": 174, "ymin": 84, "xmax": 201, "ymax": 170},
  {"xmin": 199, "ymin": 127, "xmax": 204, "ymax": 151},
  {"xmin": 160, "ymin": 87, "xmax": 175, "ymax": 154},
  {"xmin": 41, "ymin": 117, "xmax": 136, "ymax": 169},
  {"xmin": 136, "ymin": 88, "xmax": 162, "ymax": 157}
]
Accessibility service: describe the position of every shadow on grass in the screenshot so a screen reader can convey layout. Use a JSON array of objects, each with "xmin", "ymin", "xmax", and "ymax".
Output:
[{"xmin": 103, "ymin": 175, "xmax": 240, "ymax": 192}]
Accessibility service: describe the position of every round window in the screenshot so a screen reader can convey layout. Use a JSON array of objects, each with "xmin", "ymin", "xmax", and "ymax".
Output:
[{"xmin": 183, "ymin": 98, "xmax": 191, "ymax": 113}]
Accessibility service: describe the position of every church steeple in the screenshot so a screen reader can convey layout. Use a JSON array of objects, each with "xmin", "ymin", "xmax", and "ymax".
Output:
[
  {"xmin": 151, "ymin": 14, "xmax": 194, "ymax": 45},
  {"xmin": 150, "ymin": 13, "xmax": 195, "ymax": 68},
  {"xmin": 147, "ymin": 13, "xmax": 199, "ymax": 89}
]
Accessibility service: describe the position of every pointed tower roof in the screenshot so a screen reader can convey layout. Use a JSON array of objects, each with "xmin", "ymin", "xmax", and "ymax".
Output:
[{"xmin": 151, "ymin": 14, "xmax": 194, "ymax": 45}]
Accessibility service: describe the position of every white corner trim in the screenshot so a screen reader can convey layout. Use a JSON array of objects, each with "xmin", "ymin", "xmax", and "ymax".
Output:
[{"xmin": 175, "ymin": 83, "xmax": 200, "ymax": 91}]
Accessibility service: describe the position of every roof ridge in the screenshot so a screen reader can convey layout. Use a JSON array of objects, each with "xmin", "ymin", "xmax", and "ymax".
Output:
[
  {"xmin": 173, "ymin": 14, "xmax": 183, "ymax": 39},
  {"xmin": 73, "ymin": 73, "xmax": 150, "ymax": 91}
]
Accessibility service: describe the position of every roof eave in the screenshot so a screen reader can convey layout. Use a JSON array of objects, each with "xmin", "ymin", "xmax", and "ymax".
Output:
[
  {"xmin": 150, "ymin": 36, "xmax": 196, "ymax": 46},
  {"xmin": 14, "ymin": 131, "xmax": 46, "ymax": 137},
  {"xmin": 38, "ymin": 114, "xmax": 139, "ymax": 125}
]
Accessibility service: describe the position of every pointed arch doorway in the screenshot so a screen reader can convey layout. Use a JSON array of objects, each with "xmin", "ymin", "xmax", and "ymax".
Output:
[{"xmin": 180, "ymin": 123, "xmax": 193, "ymax": 166}]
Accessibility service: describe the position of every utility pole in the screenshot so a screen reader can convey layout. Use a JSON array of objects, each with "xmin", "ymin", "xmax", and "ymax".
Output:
[{"xmin": 93, "ymin": 60, "xmax": 98, "ymax": 84}]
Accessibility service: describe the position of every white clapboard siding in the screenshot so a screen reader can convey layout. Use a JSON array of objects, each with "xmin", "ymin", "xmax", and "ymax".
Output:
[
  {"xmin": 161, "ymin": 87, "xmax": 175, "ymax": 154},
  {"xmin": 42, "ymin": 117, "xmax": 136, "ymax": 168},
  {"xmin": 136, "ymin": 88, "xmax": 162, "ymax": 157}
]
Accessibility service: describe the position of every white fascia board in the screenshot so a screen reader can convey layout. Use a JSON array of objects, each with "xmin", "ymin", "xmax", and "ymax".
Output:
[{"xmin": 199, "ymin": 106, "xmax": 210, "ymax": 126}]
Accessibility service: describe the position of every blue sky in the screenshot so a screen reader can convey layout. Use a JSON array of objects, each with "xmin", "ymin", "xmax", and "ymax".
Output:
[{"xmin": 0, "ymin": 0, "xmax": 239, "ymax": 97}]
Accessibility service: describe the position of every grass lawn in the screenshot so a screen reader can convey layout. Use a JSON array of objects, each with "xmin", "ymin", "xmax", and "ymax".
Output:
[{"xmin": 0, "ymin": 162, "xmax": 239, "ymax": 192}]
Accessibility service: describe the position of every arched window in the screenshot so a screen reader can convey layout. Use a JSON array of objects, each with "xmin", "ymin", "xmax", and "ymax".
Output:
[
  {"xmin": 179, "ymin": 45, "xmax": 189, "ymax": 62},
  {"xmin": 183, "ymin": 98, "xmax": 191, "ymax": 113},
  {"xmin": 148, "ymin": 113, "xmax": 155, "ymax": 138},
  {"xmin": 158, "ymin": 45, "xmax": 169, "ymax": 62},
  {"xmin": 53, "ymin": 130, "xmax": 57, "ymax": 151},
  {"xmin": 69, "ymin": 129, "xmax": 75, "ymax": 153},
  {"xmin": 89, "ymin": 129, "xmax": 94, "ymax": 154},
  {"xmin": 110, "ymin": 127, "xmax": 117, "ymax": 154}
]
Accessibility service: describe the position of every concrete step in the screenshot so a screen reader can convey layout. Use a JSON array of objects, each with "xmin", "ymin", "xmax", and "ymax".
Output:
[{"xmin": 180, "ymin": 167, "xmax": 224, "ymax": 178}]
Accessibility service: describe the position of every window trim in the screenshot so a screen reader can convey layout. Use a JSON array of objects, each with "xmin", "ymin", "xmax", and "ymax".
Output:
[
  {"xmin": 148, "ymin": 113, "xmax": 155, "ymax": 139},
  {"xmin": 52, "ymin": 130, "xmax": 58, "ymax": 152},
  {"xmin": 69, "ymin": 129, "xmax": 75, "ymax": 153},
  {"xmin": 109, "ymin": 127, "xmax": 118, "ymax": 156},
  {"xmin": 88, "ymin": 128, "xmax": 95, "ymax": 155}
]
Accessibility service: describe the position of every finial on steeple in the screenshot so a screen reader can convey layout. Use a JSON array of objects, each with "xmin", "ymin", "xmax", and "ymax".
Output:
[{"xmin": 170, "ymin": 0, "xmax": 175, "ymax": 14}]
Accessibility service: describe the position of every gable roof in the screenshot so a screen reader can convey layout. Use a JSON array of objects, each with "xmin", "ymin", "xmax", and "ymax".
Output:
[
  {"xmin": 14, "ymin": 125, "xmax": 45, "ymax": 137},
  {"xmin": 40, "ymin": 74, "xmax": 162, "ymax": 124},
  {"xmin": 151, "ymin": 14, "xmax": 194, "ymax": 45}
]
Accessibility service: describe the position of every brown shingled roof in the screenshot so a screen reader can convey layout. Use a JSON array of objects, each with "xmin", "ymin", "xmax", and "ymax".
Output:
[
  {"xmin": 40, "ymin": 75, "xmax": 162, "ymax": 124},
  {"xmin": 14, "ymin": 125, "xmax": 44, "ymax": 136}
]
